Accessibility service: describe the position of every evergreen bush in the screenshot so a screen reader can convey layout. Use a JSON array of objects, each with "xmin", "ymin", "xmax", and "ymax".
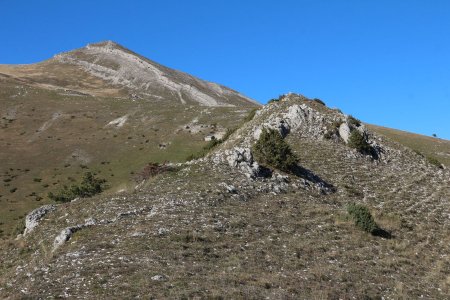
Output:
[
  {"xmin": 252, "ymin": 128, "xmax": 298, "ymax": 172},
  {"xmin": 347, "ymin": 203, "xmax": 379, "ymax": 234},
  {"xmin": 48, "ymin": 172, "xmax": 106, "ymax": 203},
  {"xmin": 348, "ymin": 130, "xmax": 372, "ymax": 154}
]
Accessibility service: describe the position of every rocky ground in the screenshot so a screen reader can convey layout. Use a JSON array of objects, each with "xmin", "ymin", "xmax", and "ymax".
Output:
[{"xmin": 1, "ymin": 94, "xmax": 449, "ymax": 299}]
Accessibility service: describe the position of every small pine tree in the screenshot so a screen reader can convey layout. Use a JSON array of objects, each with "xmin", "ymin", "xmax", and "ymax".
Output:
[
  {"xmin": 348, "ymin": 130, "xmax": 372, "ymax": 154},
  {"xmin": 252, "ymin": 128, "xmax": 298, "ymax": 172},
  {"xmin": 347, "ymin": 203, "xmax": 379, "ymax": 234}
]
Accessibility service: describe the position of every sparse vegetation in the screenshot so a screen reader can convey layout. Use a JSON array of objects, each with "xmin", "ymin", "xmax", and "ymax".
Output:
[
  {"xmin": 48, "ymin": 172, "xmax": 106, "ymax": 203},
  {"xmin": 324, "ymin": 121, "xmax": 341, "ymax": 140},
  {"xmin": 268, "ymin": 94, "xmax": 286, "ymax": 104},
  {"xmin": 426, "ymin": 156, "xmax": 443, "ymax": 168},
  {"xmin": 252, "ymin": 128, "xmax": 298, "ymax": 172},
  {"xmin": 243, "ymin": 108, "xmax": 258, "ymax": 123},
  {"xmin": 186, "ymin": 127, "xmax": 237, "ymax": 161},
  {"xmin": 347, "ymin": 203, "xmax": 379, "ymax": 234},
  {"xmin": 134, "ymin": 162, "xmax": 178, "ymax": 182}
]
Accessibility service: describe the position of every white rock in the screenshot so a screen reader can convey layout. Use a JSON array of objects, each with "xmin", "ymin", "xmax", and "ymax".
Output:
[
  {"xmin": 339, "ymin": 122, "xmax": 351, "ymax": 143},
  {"xmin": 24, "ymin": 205, "xmax": 57, "ymax": 235},
  {"xmin": 151, "ymin": 274, "xmax": 167, "ymax": 281}
]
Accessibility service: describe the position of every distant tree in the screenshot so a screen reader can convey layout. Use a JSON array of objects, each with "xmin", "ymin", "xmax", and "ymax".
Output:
[
  {"xmin": 432, "ymin": 133, "xmax": 437, "ymax": 138},
  {"xmin": 48, "ymin": 172, "xmax": 106, "ymax": 203}
]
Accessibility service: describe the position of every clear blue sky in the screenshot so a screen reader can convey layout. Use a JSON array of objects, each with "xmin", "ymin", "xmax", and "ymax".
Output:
[{"xmin": 1, "ymin": 0, "xmax": 449, "ymax": 139}]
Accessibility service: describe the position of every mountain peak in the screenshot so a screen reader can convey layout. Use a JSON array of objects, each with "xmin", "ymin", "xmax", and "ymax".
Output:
[
  {"xmin": 84, "ymin": 40, "xmax": 130, "ymax": 52},
  {"xmin": 87, "ymin": 40, "xmax": 121, "ymax": 48},
  {"xmin": 6, "ymin": 41, "xmax": 258, "ymax": 107}
]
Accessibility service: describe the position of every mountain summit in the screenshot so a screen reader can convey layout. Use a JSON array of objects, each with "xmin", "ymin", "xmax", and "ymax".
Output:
[{"xmin": 0, "ymin": 41, "xmax": 257, "ymax": 106}]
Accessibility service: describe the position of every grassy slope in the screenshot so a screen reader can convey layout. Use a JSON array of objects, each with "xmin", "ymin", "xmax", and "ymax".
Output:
[
  {"xmin": 368, "ymin": 124, "xmax": 450, "ymax": 167},
  {"xmin": 1, "ymin": 123, "xmax": 448, "ymax": 298},
  {"xmin": 0, "ymin": 78, "xmax": 257, "ymax": 238}
]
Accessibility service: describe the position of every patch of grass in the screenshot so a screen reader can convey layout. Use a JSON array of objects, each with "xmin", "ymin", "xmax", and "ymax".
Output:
[
  {"xmin": 426, "ymin": 156, "xmax": 443, "ymax": 168},
  {"xmin": 12, "ymin": 218, "xmax": 26, "ymax": 236},
  {"xmin": 186, "ymin": 127, "xmax": 237, "ymax": 161},
  {"xmin": 252, "ymin": 128, "xmax": 298, "ymax": 172},
  {"xmin": 243, "ymin": 109, "xmax": 258, "ymax": 123}
]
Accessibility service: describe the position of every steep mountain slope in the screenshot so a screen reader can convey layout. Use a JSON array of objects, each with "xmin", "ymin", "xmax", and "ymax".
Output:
[
  {"xmin": 1, "ymin": 95, "xmax": 448, "ymax": 299},
  {"xmin": 0, "ymin": 41, "xmax": 256, "ymax": 106},
  {"xmin": 0, "ymin": 42, "xmax": 259, "ymax": 238}
]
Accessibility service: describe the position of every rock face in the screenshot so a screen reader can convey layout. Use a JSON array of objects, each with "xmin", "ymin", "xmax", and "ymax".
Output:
[
  {"xmin": 339, "ymin": 122, "xmax": 351, "ymax": 143},
  {"xmin": 52, "ymin": 41, "xmax": 257, "ymax": 107},
  {"xmin": 24, "ymin": 204, "xmax": 57, "ymax": 235},
  {"xmin": 224, "ymin": 147, "xmax": 261, "ymax": 179},
  {"xmin": 253, "ymin": 103, "xmax": 329, "ymax": 140}
]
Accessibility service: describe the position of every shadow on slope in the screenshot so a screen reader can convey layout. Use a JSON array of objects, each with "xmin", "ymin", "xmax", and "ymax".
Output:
[{"xmin": 291, "ymin": 164, "xmax": 336, "ymax": 193}]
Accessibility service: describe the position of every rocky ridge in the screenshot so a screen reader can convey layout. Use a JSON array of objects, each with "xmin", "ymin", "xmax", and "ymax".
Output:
[{"xmin": 53, "ymin": 41, "xmax": 256, "ymax": 106}]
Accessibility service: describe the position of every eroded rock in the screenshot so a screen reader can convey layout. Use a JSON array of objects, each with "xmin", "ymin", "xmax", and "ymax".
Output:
[{"xmin": 24, "ymin": 204, "xmax": 57, "ymax": 235}]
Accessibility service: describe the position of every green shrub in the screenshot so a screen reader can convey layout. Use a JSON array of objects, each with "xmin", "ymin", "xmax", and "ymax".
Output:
[
  {"xmin": 427, "ymin": 156, "xmax": 443, "ymax": 168},
  {"xmin": 312, "ymin": 98, "xmax": 326, "ymax": 106},
  {"xmin": 348, "ymin": 131, "xmax": 372, "ymax": 154},
  {"xmin": 48, "ymin": 172, "xmax": 106, "ymax": 203},
  {"xmin": 347, "ymin": 203, "xmax": 379, "ymax": 234},
  {"xmin": 252, "ymin": 128, "xmax": 298, "ymax": 172},
  {"xmin": 268, "ymin": 94, "xmax": 286, "ymax": 104},
  {"xmin": 348, "ymin": 115, "xmax": 361, "ymax": 127}
]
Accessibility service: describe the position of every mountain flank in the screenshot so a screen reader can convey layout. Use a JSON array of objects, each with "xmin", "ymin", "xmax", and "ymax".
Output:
[
  {"xmin": 0, "ymin": 41, "xmax": 259, "ymax": 237},
  {"xmin": 1, "ymin": 93, "xmax": 449, "ymax": 299},
  {"xmin": 0, "ymin": 42, "xmax": 449, "ymax": 298},
  {"xmin": 0, "ymin": 40, "xmax": 257, "ymax": 106}
]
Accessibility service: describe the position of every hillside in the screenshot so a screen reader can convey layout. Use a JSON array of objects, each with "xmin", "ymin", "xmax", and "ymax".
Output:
[
  {"xmin": 368, "ymin": 124, "xmax": 450, "ymax": 167},
  {"xmin": 1, "ymin": 94, "xmax": 448, "ymax": 299},
  {"xmin": 0, "ymin": 41, "xmax": 259, "ymax": 238}
]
